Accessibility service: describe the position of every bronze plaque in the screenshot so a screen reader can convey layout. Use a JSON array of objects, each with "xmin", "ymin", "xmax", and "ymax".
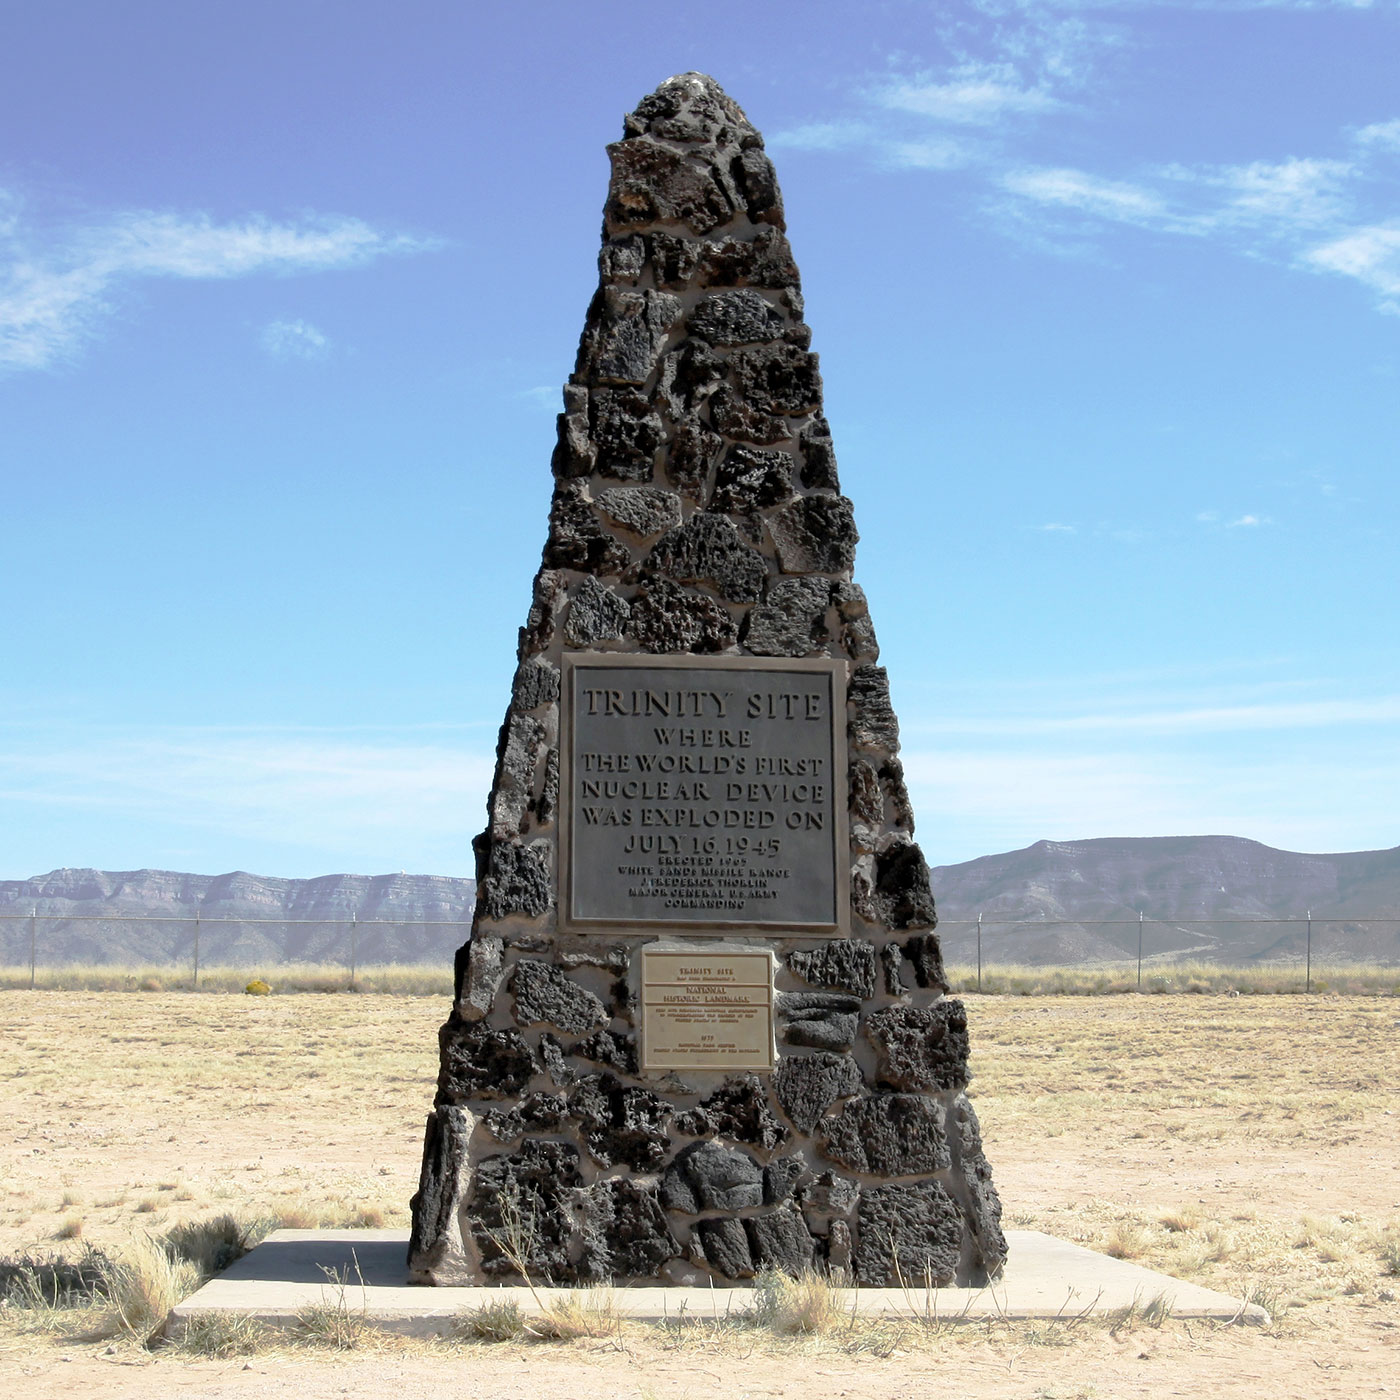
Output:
[
  {"xmin": 640, "ymin": 945, "xmax": 775, "ymax": 1071},
  {"xmin": 560, "ymin": 655, "xmax": 848, "ymax": 932}
]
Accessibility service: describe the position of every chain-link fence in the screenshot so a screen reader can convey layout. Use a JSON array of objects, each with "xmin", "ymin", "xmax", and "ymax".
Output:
[{"xmin": 1, "ymin": 911, "xmax": 1398, "ymax": 991}]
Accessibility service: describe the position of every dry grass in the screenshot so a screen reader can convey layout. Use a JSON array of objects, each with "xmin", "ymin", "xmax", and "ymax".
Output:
[
  {"xmin": 746, "ymin": 1268, "xmax": 849, "ymax": 1334},
  {"xmin": 0, "ymin": 962, "xmax": 453, "ymax": 994},
  {"xmin": 945, "ymin": 959, "xmax": 1400, "ymax": 996}
]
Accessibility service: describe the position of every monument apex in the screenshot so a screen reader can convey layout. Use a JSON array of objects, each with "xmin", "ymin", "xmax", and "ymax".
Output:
[{"xmin": 407, "ymin": 72, "xmax": 1005, "ymax": 1288}]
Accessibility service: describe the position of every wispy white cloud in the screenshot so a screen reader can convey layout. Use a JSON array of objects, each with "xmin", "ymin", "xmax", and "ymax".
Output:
[
  {"xmin": 0, "ymin": 196, "xmax": 435, "ymax": 371},
  {"xmin": 517, "ymin": 384, "xmax": 560, "ymax": 411},
  {"xmin": 768, "ymin": 120, "xmax": 874, "ymax": 152},
  {"xmin": 1002, "ymin": 166, "xmax": 1175, "ymax": 224},
  {"xmin": 1305, "ymin": 222, "xmax": 1400, "ymax": 298},
  {"xmin": 261, "ymin": 318, "xmax": 330, "ymax": 361},
  {"xmin": 1032, "ymin": 521, "xmax": 1077, "ymax": 532},
  {"xmin": 878, "ymin": 65, "xmax": 1064, "ymax": 125}
]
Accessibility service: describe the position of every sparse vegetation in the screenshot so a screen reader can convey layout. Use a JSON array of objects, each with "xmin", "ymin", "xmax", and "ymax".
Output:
[{"xmin": 746, "ymin": 1268, "xmax": 848, "ymax": 1335}]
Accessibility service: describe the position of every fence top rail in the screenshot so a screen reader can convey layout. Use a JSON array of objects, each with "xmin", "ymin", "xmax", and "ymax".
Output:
[
  {"xmin": 938, "ymin": 916, "xmax": 1398, "ymax": 926},
  {"xmin": 0, "ymin": 913, "xmax": 475, "ymax": 926}
]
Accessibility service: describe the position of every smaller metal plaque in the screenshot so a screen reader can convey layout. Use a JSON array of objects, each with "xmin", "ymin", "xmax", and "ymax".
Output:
[{"xmin": 640, "ymin": 945, "xmax": 775, "ymax": 1072}]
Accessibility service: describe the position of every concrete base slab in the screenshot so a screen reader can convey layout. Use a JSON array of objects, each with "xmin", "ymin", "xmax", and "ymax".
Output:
[{"xmin": 167, "ymin": 1228, "xmax": 1265, "ymax": 1336}]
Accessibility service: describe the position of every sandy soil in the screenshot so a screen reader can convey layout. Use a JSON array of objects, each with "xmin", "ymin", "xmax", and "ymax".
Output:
[{"xmin": 2, "ymin": 990, "xmax": 1398, "ymax": 1399}]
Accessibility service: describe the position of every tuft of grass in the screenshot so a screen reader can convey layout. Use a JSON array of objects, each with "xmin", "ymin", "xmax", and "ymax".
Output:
[
  {"xmin": 1379, "ymin": 1233, "xmax": 1400, "ymax": 1277},
  {"xmin": 351, "ymin": 1204, "xmax": 386, "ymax": 1228},
  {"xmin": 1159, "ymin": 1206, "xmax": 1202, "ymax": 1234},
  {"xmin": 530, "ymin": 1287, "xmax": 621, "ymax": 1341},
  {"xmin": 164, "ymin": 1213, "xmax": 252, "ymax": 1276},
  {"xmin": 174, "ymin": 1311, "xmax": 272, "ymax": 1357},
  {"xmin": 55, "ymin": 1215, "xmax": 84, "ymax": 1240},
  {"xmin": 103, "ymin": 1232, "xmax": 202, "ymax": 1340},
  {"xmin": 1103, "ymin": 1222, "xmax": 1149, "ymax": 1260},
  {"xmin": 135, "ymin": 1197, "xmax": 160, "ymax": 1214},
  {"xmin": 747, "ymin": 1268, "xmax": 848, "ymax": 1335},
  {"xmin": 455, "ymin": 1297, "xmax": 525, "ymax": 1342},
  {"xmin": 291, "ymin": 1258, "xmax": 371, "ymax": 1350}
]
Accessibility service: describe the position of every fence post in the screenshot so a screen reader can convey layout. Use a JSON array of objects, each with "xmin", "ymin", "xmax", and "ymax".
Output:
[
  {"xmin": 192, "ymin": 910, "xmax": 200, "ymax": 989},
  {"xmin": 350, "ymin": 912, "xmax": 357, "ymax": 987},
  {"xmin": 1306, "ymin": 910, "xmax": 1312, "ymax": 994},
  {"xmin": 1137, "ymin": 911, "xmax": 1144, "ymax": 989},
  {"xmin": 29, "ymin": 907, "xmax": 37, "ymax": 990},
  {"xmin": 977, "ymin": 912, "xmax": 982, "ymax": 993}
]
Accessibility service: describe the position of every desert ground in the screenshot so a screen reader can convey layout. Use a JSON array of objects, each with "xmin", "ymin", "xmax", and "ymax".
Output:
[{"xmin": 2, "ymin": 988, "xmax": 1398, "ymax": 1399}]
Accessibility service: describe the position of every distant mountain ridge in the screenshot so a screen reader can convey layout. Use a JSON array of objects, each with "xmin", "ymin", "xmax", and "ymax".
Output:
[{"xmin": 3, "ymin": 834, "xmax": 1397, "ymax": 967}]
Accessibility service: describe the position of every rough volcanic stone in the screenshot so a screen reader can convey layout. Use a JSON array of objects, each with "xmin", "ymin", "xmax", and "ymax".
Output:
[
  {"xmin": 570, "ymin": 1027, "xmax": 638, "ymax": 1075},
  {"xmin": 866, "ymin": 1002, "xmax": 969, "ymax": 1092},
  {"xmin": 595, "ymin": 485, "xmax": 682, "ymax": 537},
  {"xmin": 543, "ymin": 484, "xmax": 632, "ymax": 575},
  {"xmin": 828, "ymin": 1219, "xmax": 854, "ymax": 1276},
  {"xmin": 471, "ymin": 1139, "xmax": 582, "ymax": 1282},
  {"xmin": 672, "ymin": 1106, "xmax": 711, "ymax": 1137},
  {"xmin": 730, "ymin": 344, "xmax": 821, "ymax": 416},
  {"xmin": 475, "ymin": 837, "xmax": 552, "ymax": 920},
  {"xmin": 848, "ymin": 665, "xmax": 899, "ymax": 749},
  {"xmin": 407, "ymin": 1105, "xmax": 472, "ymax": 1281},
  {"xmin": 734, "ymin": 146, "xmax": 784, "ymax": 227},
  {"xmin": 483, "ymin": 1091, "xmax": 569, "ymax": 1142},
  {"xmin": 798, "ymin": 1171, "xmax": 861, "ymax": 1217},
  {"xmin": 569, "ymin": 1074, "xmax": 673, "ymax": 1170},
  {"xmin": 539, "ymin": 1032, "xmax": 576, "ymax": 1088},
  {"xmin": 511, "ymin": 959, "xmax": 609, "ymax": 1035},
  {"xmin": 666, "ymin": 418, "xmax": 724, "ymax": 500},
  {"xmin": 882, "ymin": 942, "xmax": 908, "ymax": 996},
  {"xmin": 438, "ymin": 1018, "xmax": 539, "ymax": 1102},
  {"xmin": 768, "ymin": 495, "xmax": 859, "ymax": 573},
  {"xmin": 658, "ymin": 340, "xmax": 726, "ymax": 414},
  {"xmin": 953, "ymin": 1094, "xmax": 1007, "ymax": 1275},
  {"xmin": 763, "ymin": 1152, "xmax": 810, "ymax": 1205},
  {"xmin": 696, "ymin": 1073, "xmax": 788, "ymax": 1150},
  {"xmin": 591, "ymin": 388, "xmax": 664, "ymax": 479},
  {"xmin": 583, "ymin": 287, "xmax": 681, "ymax": 385},
  {"xmin": 689, "ymin": 289, "xmax": 786, "ymax": 346},
  {"xmin": 799, "ymin": 419, "xmax": 840, "ymax": 489},
  {"xmin": 630, "ymin": 577, "xmax": 738, "ymax": 654},
  {"xmin": 773, "ymin": 1050, "xmax": 864, "ymax": 1134},
  {"xmin": 552, "ymin": 383, "xmax": 596, "ymax": 478},
  {"xmin": 869, "ymin": 839, "xmax": 938, "ymax": 931},
  {"xmin": 512, "ymin": 657, "xmax": 560, "ymax": 711},
  {"xmin": 880, "ymin": 757, "xmax": 914, "ymax": 830},
  {"xmin": 564, "ymin": 574, "xmax": 631, "ymax": 646},
  {"xmin": 745, "ymin": 1204, "xmax": 815, "ymax": 1274},
  {"xmin": 648, "ymin": 231, "xmax": 701, "ymax": 288},
  {"xmin": 788, "ymin": 939, "xmax": 877, "ymax": 998},
  {"xmin": 605, "ymin": 138, "xmax": 735, "ymax": 235},
  {"xmin": 534, "ymin": 747, "xmax": 560, "ymax": 826},
  {"xmin": 459, "ymin": 933, "xmax": 504, "ymax": 1020},
  {"xmin": 711, "ymin": 445, "xmax": 794, "ymax": 515},
  {"xmin": 707, "ymin": 386, "xmax": 789, "ymax": 444},
  {"xmin": 646, "ymin": 513, "xmax": 767, "ymax": 602},
  {"xmin": 695, "ymin": 226, "xmax": 799, "ymax": 289},
  {"xmin": 520, "ymin": 568, "xmax": 567, "ymax": 656},
  {"xmin": 696, "ymin": 1217, "xmax": 754, "ymax": 1278},
  {"xmin": 903, "ymin": 933, "xmax": 947, "ymax": 992},
  {"xmin": 599, "ymin": 234, "xmax": 647, "ymax": 283},
  {"xmin": 490, "ymin": 713, "xmax": 545, "ymax": 840},
  {"xmin": 744, "ymin": 577, "xmax": 829, "ymax": 657},
  {"xmin": 854, "ymin": 1181, "xmax": 963, "ymax": 1287},
  {"xmin": 779, "ymin": 992, "xmax": 861, "ymax": 1051},
  {"xmin": 821, "ymin": 1094, "xmax": 950, "ymax": 1177},
  {"xmin": 624, "ymin": 74, "xmax": 749, "ymax": 144},
  {"xmin": 660, "ymin": 1140, "xmax": 764, "ymax": 1213},
  {"xmin": 575, "ymin": 1179, "xmax": 679, "ymax": 1282},
  {"xmin": 850, "ymin": 758, "xmax": 883, "ymax": 832}
]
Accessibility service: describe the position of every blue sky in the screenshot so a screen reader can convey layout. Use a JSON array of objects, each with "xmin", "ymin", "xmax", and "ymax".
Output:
[{"xmin": 2, "ymin": 0, "xmax": 1396, "ymax": 878}]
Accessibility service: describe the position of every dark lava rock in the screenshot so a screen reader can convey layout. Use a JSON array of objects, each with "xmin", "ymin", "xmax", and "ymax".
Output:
[
  {"xmin": 459, "ymin": 933, "xmax": 503, "ymax": 1020},
  {"xmin": 483, "ymin": 1091, "xmax": 569, "ymax": 1142},
  {"xmin": 533, "ymin": 747, "xmax": 560, "ymax": 827},
  {"xmin": 773, "ymin": 1050, "xmax": 864, "ymax": 1134},
  {"xmin": 660, "ymin": 1140, "xmax": 764, "ymax": 1213},
  {"xmin": 798, "ymin": 1171, "xmax": 860, "ymax": 1217},
  {"xmin": 553, "ymin": 384, "xmax": 596, "ymax": 478},
  {"xmin": 591, "ymin": 388, "xmax": 664, "ymax": 480},
  {"xmin": 605, "ymin": 138, "xmax": 735, "ymax": 236},
  {"xmin": 470, "ymin": 1139, "xmax": 582, "ymax": 1283},
  {"xmin": 953, "ymin": 1094, "xmax": 1007, "ymax": 1276},
  {"xmin": 696, "ymin": 1073, "xmax": 788, "ymax": 1150},
  {"xmin": 595, "ymin": 485, "xmax": 682, "ymax": 537},
  {"xmin": 848, "ymin": 665, "xmax": 899, "ymax": 750},
  {"xmin": 762, "ymin": 1152, "xmax": 810, "ymax": 1205},
  {"xmin": 904, "ymin": 931, "xmax": 948, "ymax": 990},
  {"xmin": 729, "ymin": 344, "xmax": 821, "ymax": 416},
  {"xmin": 520, "ymin": 568, "xmax": 568, "ymax": 656},
  {"xmin": 865, "ymin": 1002, "xmax": 969, "ymax": 1093},
  {"xmin": 511, "ymin": 959, "xmax": 609, "ymax": 1035},
  {"xmin": 833, "ymin": 581, "xmax": 878, "ymax": 663},
  {"xmin": 744, "ymin": 577, "xmax": 829, "ymax": 657},
  {"xmin": 490, "ymin": 713, "xmax": 545, "ymax": 841},
  {"xmin": 648, "ymin": 231, "xmax": 701, "ymax": 288},
  {"xmin": 745, "ymin": 1204, "xmax": 815, "ymax": 1273},
  {"xmin": 821, "ymin": 1093, "xmax": 950, "ymax": 1177},
  {"xmin": 778, "ymin": 992, "xmax": 861, "ymax": 1051},
  {"xmin": 599, "ymin": 234, "xmax": 647, "ymax": 283},
  {"xmin": 882, "ymin": 943, "xmax": 908, "ymax": 996},
  {"xmin": 407, "ymin": 1105, "xmax": 470, "ymax": 1279},
  {"xmin": 477, "ymin": 840, "xmax": 552, "ymax": 921},
  {"xmin": 849, "ymin": 758, "xmax": 883, "ymax": 829},
  {"xmin": 564, "ymin": 574, "xmax": 631, "ymax": 646},
  {"xmin": 869, "ymin": 839, "xmax": 938, "ymax": 931},
  {"xmin": 711, "ymin": 445, "xmax": 794, "ymax": 515},
  {"xmin": 512, "ymin": 657, "xmax": 560, "ymax": 711},
  {"xmin": 582, "ymin": 287, "xmax": 681, "ymax": 385},
  {"xmin": 733, "ymin": 146, "xmax": 784, "ymax": 227},
  {"xmin": 646, "ymin": 513, "xmax": 768, "ymax": 603},
  {"xmin": 438, "ymin": 1016, "xmax": 539, "ymax": 1103},
  {"xmin": 696, "ymin": 1216, "xmax": 754, "ymax": 1278},
  {"xmin": 799, "ymin": 420, "xmax": 840, "ymax": 490},
  {"xmin": 568, "ymin": 1074, "xmax": 673, "ymax": 1170},
  {"xmin": 880, "ymin": 757, "xmax": 914, "ymax": 830},
  {"xmin": 828, "ymin": 1219, "xmax": 853, "ymax": 1277},
  {"xmin": 707, "ymin": 386, "xmax": 789, "ymax": 445},
  {"xmin": 624, "ymin": 74, "xmax": 751, "ymax": 148},
  {"xmin": 768, "ymin": 494, "xmax": 858, "ymax": 574},
  {"xmin": 854, "ymin": 1180, "xmax": 963, "ymax": 1287},
  {"xmin": 672, "ymin": 1106, "xmax": 711, "ymax": 1137},
  {"xmin": 539, "ymin": 1032, "xmax": 577, "ymax": 1088},
  {"xmin": 542, "ymin": 484, "xmax": 632, "ymax": 575},
  {"xmin": 630, "ymin": 578, "xmax": 738, "ymax": 654},
  {"xmin": 570, "ymin": 1027, "xmax": 638, "ymax": 1076},
  {"xmin": 666, "ymin": 414, "xmax": 724, "ymax": 496},
  {"xmin": 575, "ymin": 1179, "xmax": 679, "ymax": 1282},
  {"xmin": 689, "ymin": 289, "xmax": 786, "ymax": 346},
  {"xmin": 694, "ymin": 226, "xmax": 799, "ymax": 289},
  {"xmin": 788, "ymin": 939, "xmax": 877, "ymax": 999}
]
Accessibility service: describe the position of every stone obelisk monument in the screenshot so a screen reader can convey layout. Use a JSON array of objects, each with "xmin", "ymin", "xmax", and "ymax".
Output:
[{"xmin": 408, "ymin": 73, "xmax": 1004, "ymax": 1287}]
